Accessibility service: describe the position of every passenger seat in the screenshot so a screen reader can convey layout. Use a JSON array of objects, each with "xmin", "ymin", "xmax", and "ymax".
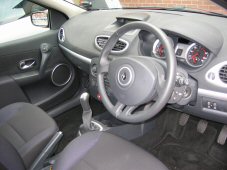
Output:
[{"xmin": 0, "ymin": 102, "xmax": 58, "ymax": 169}]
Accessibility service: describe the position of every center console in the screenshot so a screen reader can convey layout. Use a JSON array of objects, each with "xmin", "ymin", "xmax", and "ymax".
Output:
[{"xmin": 77, "ymin": 91, "xmax": 155, "ymax": 140}]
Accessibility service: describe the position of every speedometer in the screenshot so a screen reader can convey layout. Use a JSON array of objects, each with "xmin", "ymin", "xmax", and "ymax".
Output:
[
  {"xmin": 186, "ymin": 43, "xmax": 209, "ymax": 67},
  {"xmin": 153, "ymin": 39, "xmax": 165, "ymax": 58},
  {"xmin": 152, "ymin": 38, "xmax": 174, "ymax": 59}
]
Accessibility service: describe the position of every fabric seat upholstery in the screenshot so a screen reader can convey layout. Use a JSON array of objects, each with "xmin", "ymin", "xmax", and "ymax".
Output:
[
  {"xmin": 54, "ymin": 131, "xmax": 168, "ymax": 170},
  {"xmin": 0, "ymin": 102, "xmax": 58, "ymax": 168},
  {"xmin": 0, "ymin": 135, "xmax": 25, "ymax": 170}
]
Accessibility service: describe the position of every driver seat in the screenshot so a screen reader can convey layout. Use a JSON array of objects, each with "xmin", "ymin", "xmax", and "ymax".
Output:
[{"xmin": 54, "ymin": 131, "xmax": 168, "ymax": 170}]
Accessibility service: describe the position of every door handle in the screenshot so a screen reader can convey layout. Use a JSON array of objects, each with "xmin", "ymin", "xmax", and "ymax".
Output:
[{"xmin": 19, "ymin": 59, "xmax": 36, "ymax": 70}]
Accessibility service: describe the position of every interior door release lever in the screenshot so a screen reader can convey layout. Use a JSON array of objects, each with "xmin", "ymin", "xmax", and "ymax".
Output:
[{"xmin": 19, "ymin": 59, "xmax": 36, "ymax": 70}]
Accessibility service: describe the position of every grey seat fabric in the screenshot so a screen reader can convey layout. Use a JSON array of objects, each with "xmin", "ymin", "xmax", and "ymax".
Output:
[
  {"xmin": 54, "ymin": 132, "xmax": 168, "ymax": 170},
  {"xmin": 0, "ymin": 135, "xmax": 25, "ymax": 170},
  {"xmin": 0, "ymin": 102, "xmax": 58, "ymax": 169}
]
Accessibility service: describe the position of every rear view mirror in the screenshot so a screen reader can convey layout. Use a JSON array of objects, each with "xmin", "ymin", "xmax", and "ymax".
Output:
[
  {"xmin": 31, "ymin": 10, "xmax": 49, "ymax": 27},
  {"xmin": 80, "ymin": 1, "xmax": 92, "ymax": 10}
]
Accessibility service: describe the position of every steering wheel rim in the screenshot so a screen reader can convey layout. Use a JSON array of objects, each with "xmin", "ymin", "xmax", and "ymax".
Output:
[{"xmin": 97, "ymin": 21, "xmax": 176, "ymax": 123}]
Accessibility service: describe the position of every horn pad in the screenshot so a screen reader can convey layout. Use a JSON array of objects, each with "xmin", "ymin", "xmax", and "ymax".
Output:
[{"xmin": 108, "ymin": 57, "xmax": 158, "ymax": 106}]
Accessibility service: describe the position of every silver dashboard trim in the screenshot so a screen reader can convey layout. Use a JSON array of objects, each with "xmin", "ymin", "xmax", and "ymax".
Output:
[
  {"xmin": 95, "ymin": 35, "xmax": 129, "ymax": 54},
  {"xmin": 205, "ymin": 61, "xmax": 227, "ymax": 88},
  {"xmin": 59, "ymin": 44, "xmax": 91, "ymax": 64},
  {"xmin": 198, "ymin": 88, "xmax": 227, "ymax": 101},
  {"xmin": 175, "ymin": 43, "xmax": 189, "ymax": 60}
]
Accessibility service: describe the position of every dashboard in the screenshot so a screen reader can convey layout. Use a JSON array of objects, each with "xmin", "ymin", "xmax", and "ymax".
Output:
[{"xmin": 58, "ymin": 9, "xmax": 227, "ymax": 124}]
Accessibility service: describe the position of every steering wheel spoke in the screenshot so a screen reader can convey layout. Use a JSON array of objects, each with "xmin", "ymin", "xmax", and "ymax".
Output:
[
  {"xmin": 122, "ymin": 105, "xmax": 137, "ymax": 116},
  {"xmin": 113, "ymin": 101, "xmax": 125, "ymax": 117},
  {"xmin": 113, "ymin": 102, "xmax": 137, "ymax": 117},
  {"xmin": 154, "ymin": 59, "xmax": 167, "ymax": 97}
]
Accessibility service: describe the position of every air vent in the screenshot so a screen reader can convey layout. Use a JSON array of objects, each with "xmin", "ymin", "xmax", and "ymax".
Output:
[
  {"xmin": 58, "ymin": 28, "xmax": 65, "ymax": 42},
  {"xmin": 219, "ymin": 65, "xmax": 227, "ymax": 84},
  {"xmin": 95, "ymin": 35, "xmax": 129, "ymax": 53}
]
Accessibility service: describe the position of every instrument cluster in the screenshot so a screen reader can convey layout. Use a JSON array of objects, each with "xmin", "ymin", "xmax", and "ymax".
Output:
[{"xmin": 151, "ymin": 36, "xmax": 210, "ymax": 68}]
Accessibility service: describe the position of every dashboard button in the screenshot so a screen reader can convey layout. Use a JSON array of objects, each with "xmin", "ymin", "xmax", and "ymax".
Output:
[
  {"xmin": 208, "ymin": 72, "xmax": 215, "ymax": 80},
  {"xmin": 97, "ymin": 93, "xmax": 102, "ymax": 101},
  {"xmin": 176, "ymin": 48, "xmax": 183, "ymax": 56}
]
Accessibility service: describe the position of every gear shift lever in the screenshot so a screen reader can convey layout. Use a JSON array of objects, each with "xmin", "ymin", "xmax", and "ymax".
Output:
[
  {"xmin": 80, "ymin": 92, "xmax": 92, "ymax": 130},
  {"xmin": 78, "ymin": 92, "xmax": 109, "ymax": 136}
]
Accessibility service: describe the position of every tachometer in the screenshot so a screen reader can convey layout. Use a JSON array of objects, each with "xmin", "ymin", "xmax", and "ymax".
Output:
[{"xmin": 186, "ymin": 43, "xmax": 209, "ymax": 67}]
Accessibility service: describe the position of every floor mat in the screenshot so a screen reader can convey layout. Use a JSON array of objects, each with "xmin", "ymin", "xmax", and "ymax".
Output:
[
  {"xmin": 54, "ymin": 99, "xmax": 106, "ymax": 153},
  {"xmin": 133, "ymin": 110, "xmax": 227, "ymax": 170},
  {"xmin": 153, "ymin": 137, "xmax": 226, "ymax": 170}
]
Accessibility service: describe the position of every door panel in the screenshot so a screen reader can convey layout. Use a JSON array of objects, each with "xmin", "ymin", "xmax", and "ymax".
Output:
[
  {"xmin": 0, "ymin": 30, "xmax": 80, "ymax": 111},
  {"xmin": 0, "ymin": 30, "xmax": 57, "ymax": 77},
  {"xmin": 0, "ymin": 30, "xmax": 57, "ymax": 57},
  {"xmin": 0, "ymin": 1, "xmax": 78, "ymax": 113},
  {"xmin": 0, "ymin": 76, "xmax": 28, "ymax": 108},
  {"xmin": 0, "ymin": 50, "xmax": 40, "ymax": 77}
]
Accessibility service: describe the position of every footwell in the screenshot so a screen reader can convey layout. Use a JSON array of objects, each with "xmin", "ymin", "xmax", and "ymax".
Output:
[{"xmin": 133, "ymin": 109, "xmax": 227, "ymax": 170}]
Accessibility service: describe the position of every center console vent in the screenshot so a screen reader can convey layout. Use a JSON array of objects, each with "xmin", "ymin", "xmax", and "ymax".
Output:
[
  {"xmin": 219, "ymin": 65, "xmax": 227, "ymax": 84},
  {"xmin": 95, "ymin": 35, "xmax": 129, "ymax": 54}
]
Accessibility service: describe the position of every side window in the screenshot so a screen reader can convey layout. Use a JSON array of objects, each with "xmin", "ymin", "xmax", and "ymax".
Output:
[
  {"xmin": 1, "ymin": 0, "xmax": 31, "ymax": 25},
  {"xmin": 0, "ymin": 0, "xmax": 49, "ymax": 44}
]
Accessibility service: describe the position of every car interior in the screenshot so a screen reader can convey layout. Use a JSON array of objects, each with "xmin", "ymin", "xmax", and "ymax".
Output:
[{"xmin": 0, "ymin": 0, "xmax": 227, "ymax": 170}]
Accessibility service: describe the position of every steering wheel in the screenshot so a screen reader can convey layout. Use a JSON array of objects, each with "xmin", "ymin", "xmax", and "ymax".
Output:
[{"xmin": 97, "ymin": 21, "xmax": 176, "ymax": 123}]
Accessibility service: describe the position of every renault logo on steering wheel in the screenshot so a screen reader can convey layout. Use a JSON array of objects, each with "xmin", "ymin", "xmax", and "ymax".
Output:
[
  {"xmin": 117, "ymin": 66, "xmax": 133, "ymax": 87},
  {"xmin": 121, "ymin": 72, "xmax": 127, "ymax": 81}
]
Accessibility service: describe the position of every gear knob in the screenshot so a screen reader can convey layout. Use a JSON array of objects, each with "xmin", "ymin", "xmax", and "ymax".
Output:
[
  {"xmin": 80, "ymin": 92, "xmax": 92, "ymax": 130},
  {"xmin": 80, "ymin": 92, "xmax": 91, "ymax": 112}
]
